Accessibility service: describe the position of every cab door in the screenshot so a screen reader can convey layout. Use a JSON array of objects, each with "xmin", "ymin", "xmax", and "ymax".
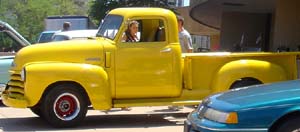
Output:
[{"xmin": 115, "ymin": 18, "xmax": 176, "ymax": 99}]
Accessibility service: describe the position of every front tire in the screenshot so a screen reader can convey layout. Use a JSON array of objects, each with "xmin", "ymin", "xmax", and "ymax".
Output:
[
  {"xmin": 41, "ymin": 84, "xmax": 88, "ymax": 127},
  {"xmin": 30, "ymin": 104, "xmax": 43, "ymax": 118},
  {"xmin": 274, "ymin": 117, "xmax": 300, "ymax": 132}
]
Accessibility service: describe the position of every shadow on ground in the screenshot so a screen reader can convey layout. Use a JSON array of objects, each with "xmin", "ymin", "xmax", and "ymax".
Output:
[
  {"xmin": 0, "ymin": 112, "xmax": 189, "ymax": 131},
  {"xmin": 0, "ymin": 101, "xmax": 4, "ymax": 107}
]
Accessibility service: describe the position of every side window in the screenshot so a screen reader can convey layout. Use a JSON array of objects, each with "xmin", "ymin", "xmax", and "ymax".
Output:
[
  {"xmin": 0, "ymin": 32, "xmax": 22, "ymax": 53},
  {"xmin": 122, "ymin": 19, "xmax": 166, "ymax": 43},
  {"xmin": 121, "ymin": 20, "xmax": 141, "ymax": 42}
]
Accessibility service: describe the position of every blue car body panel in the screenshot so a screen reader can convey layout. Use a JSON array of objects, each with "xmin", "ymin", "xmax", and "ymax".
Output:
[
  {"xmin": 186, "ymin": 111, "xmax": 268, "ymax": 132},
  {"xmin": 0, "ymin": 56, "xmax": 14, "ymax": 84},
  {"xmin": 211, "ymin": 80, "xmax": 300, "ymax": 110},
  {"xmin": 185, "ymin": 80, "xmax": 300, "ymax": 132}
]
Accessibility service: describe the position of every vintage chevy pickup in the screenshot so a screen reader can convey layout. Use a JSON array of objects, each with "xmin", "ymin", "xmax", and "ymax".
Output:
[
  {"xmin": 0, "ymin": 20, "xmax": 30, "ymax": 93},
  {"xmin": 2, "ymin": 8, "xmax": 300, "ymax": 127}
]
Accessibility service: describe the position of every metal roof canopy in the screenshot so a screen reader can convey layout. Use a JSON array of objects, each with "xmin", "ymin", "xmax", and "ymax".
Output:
[{"xmin": 191, "ymin": 0, "xmax": 276, "ymax": 29}]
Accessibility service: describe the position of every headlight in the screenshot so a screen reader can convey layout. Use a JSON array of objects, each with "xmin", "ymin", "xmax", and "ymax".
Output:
[
  {"xmin": 198, "ymin": 106, "xmax": 238, "ymax": 124},
  {"xmin": 202, "ymin": 98, "xmax": 211, "ymax": 105},
  {"xmin": 20, "ymin": 68, "xmax": 26, "ymax": 82}
]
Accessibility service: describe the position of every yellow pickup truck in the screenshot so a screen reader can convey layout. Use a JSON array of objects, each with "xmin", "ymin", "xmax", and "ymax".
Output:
[{"xmin": 2, "ymin": 8, "xmax": 300, "ymax": 127}]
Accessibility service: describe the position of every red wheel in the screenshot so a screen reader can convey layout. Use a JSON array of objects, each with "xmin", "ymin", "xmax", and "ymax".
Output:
[
  {"xmin": 41, "ymin": 84, "xmax": 88, "ymax": 127},
  {"xmin": 54, "ymin": 93, "xmax": 80, "ymax": 121}
]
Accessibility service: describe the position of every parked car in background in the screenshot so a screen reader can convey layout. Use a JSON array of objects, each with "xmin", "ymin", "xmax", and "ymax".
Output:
[
  {"xmin": 0, "ymin": 55, "xmax": 14, "ymax": 92},
  {"xmin": 51, "ymin": 29, "xmax": 98, "ymax": 41},
  {"xmin": 45, "ymin": 15, "xmax": 96, "ymax": 31},
  {"xmin": 184, "ymin": 80, "xmax": 300, "ymax": 132},
  {"xmin": 37, "ymin": 30, "xmax": 57, "ymax": 43},
  {"xmin": 1, "ymin": 25, "xmax": 95, "ymax": 96},
  {"xmin": 0, "ymin": 20, "xmax": 30, "ymax": 94}
]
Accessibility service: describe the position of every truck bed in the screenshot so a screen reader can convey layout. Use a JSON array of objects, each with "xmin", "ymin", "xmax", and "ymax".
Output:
[{"xmin": 182, "ymin": 52, "xmax": 300, "ymax": 99}]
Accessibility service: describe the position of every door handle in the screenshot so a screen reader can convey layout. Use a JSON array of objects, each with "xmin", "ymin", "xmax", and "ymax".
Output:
[
  {"xmin": 160, "ymin": 48, "xmax": 172, "ymax": 53},
  {"xmin": 105, "ymin": 52, "xmax": 111, "ymax": 68}
]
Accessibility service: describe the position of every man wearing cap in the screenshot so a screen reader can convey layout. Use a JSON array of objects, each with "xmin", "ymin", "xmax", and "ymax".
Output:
[{"xmin": 62, "ymin": 22, "xmax": 71, "ymax": 32}]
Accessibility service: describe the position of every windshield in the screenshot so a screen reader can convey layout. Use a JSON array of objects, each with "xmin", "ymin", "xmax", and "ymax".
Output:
[{"xmin": 97, "ymin": 15, "xmax": 123, "ymax": 40}]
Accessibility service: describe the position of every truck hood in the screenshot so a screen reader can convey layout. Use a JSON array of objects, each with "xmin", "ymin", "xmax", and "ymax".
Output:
[
  {"xmin": 207, "ymin": 80, "xmax": 300, "ymax": 111},
  {"xmin": 13, "ymin": 39, "xmax": 111, "ymax": 70}
]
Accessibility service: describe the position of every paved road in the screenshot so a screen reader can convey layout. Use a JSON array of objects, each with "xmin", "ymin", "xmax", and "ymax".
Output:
[{"xmin": 0, "ymin": 102, "xmax": 195, "ymax": 132}]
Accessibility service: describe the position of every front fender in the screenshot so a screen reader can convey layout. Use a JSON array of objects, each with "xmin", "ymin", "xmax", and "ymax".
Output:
[
  {"xmin": 211, "ymin": 59, "xmax": 287, "ymax": 92},
  {"xmin": 269, "ymin": 106, "xmax": 300, "ymax": 130},
  {"xmin": 24, "ymin": 62, "xmax": 111, "ymax": 110}
]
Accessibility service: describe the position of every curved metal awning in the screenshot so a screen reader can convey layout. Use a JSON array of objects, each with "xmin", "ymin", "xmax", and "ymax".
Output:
[{"xmin": 190, "ymin": 0, "xmax": 275, "ymax": 29}]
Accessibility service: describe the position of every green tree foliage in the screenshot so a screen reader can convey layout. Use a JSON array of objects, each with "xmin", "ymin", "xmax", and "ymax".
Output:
[
  {"xmin": 88, "ymin": 0, "xmax": 119, "ymax": 25},
  {"xmin": 88, "ymin": 0, "xmax": 176, "ymax": 25},
  {"xmin": 0, "ymin": 0, "xmax": 89, "ymax": 43}
]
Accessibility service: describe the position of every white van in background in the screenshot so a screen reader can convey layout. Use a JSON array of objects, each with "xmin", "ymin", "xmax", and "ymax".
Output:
[{"xmin": 52, "ymin": 30, "xmax": 98, "ymax": 41}]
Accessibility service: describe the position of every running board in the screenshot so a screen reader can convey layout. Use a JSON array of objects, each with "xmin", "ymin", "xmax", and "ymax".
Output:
[{"xmin": 112, "ymin": 98, "xmax": 202, "ymax": 108}]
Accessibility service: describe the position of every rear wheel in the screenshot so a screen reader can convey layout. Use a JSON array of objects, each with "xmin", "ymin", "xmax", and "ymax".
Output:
[
  {"xmin": 274, "ymin": 117, "xmax": 300, "ymax": 132},
  {"xmin": 41, "ymin": 84, "xmax": 88, "ymax": 127},
  {"xmin": 230, "ymin": 78, "xmax": 262, "ymax": 89}
]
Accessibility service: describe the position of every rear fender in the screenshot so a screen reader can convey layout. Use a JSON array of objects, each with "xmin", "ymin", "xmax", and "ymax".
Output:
[
  {"xmin": 211, "ymin": 59, "xmax": 287, "ymax": 93},
  {"xmin": 24, "ymin": 62, "xmax": 111, "ymax": 110}
]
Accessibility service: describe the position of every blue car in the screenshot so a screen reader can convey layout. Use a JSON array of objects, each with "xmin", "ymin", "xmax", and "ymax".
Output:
[
  {"xmin": 0, "ymin": 20, "xmax": 30, "ymax": 94},
  {"xmin": 185, "ymin": 80, "xmax": 300, "ymax": 132}
]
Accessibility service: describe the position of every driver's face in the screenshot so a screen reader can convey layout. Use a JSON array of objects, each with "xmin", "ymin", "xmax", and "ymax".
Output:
[{"xmin": 130, "ymin": 24, "xmax": 138, "ymax": 34}]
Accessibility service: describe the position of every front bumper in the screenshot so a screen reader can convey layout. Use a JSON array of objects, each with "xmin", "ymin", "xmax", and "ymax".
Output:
[
  {"xmin": 184, "ymin": 111, "xmax": 268, "ymax": 132},
  {"xmin": 2, "ymin": 70, "xmax": 28, "ymax": 108},
  {"xmin": 2, "ymin": 89, "xmax": 28, "ymax": 108}
]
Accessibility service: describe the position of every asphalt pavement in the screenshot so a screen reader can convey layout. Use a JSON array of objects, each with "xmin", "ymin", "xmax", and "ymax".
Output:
[{"xmin": 0, "ymin": 102, "xmax": 195, "ymax": 132}]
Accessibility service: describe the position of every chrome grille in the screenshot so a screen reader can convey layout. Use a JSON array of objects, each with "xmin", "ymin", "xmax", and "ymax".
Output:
[{"xmin": 6, "ymin": 73, "xmax": 25, "ymax": 97}]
